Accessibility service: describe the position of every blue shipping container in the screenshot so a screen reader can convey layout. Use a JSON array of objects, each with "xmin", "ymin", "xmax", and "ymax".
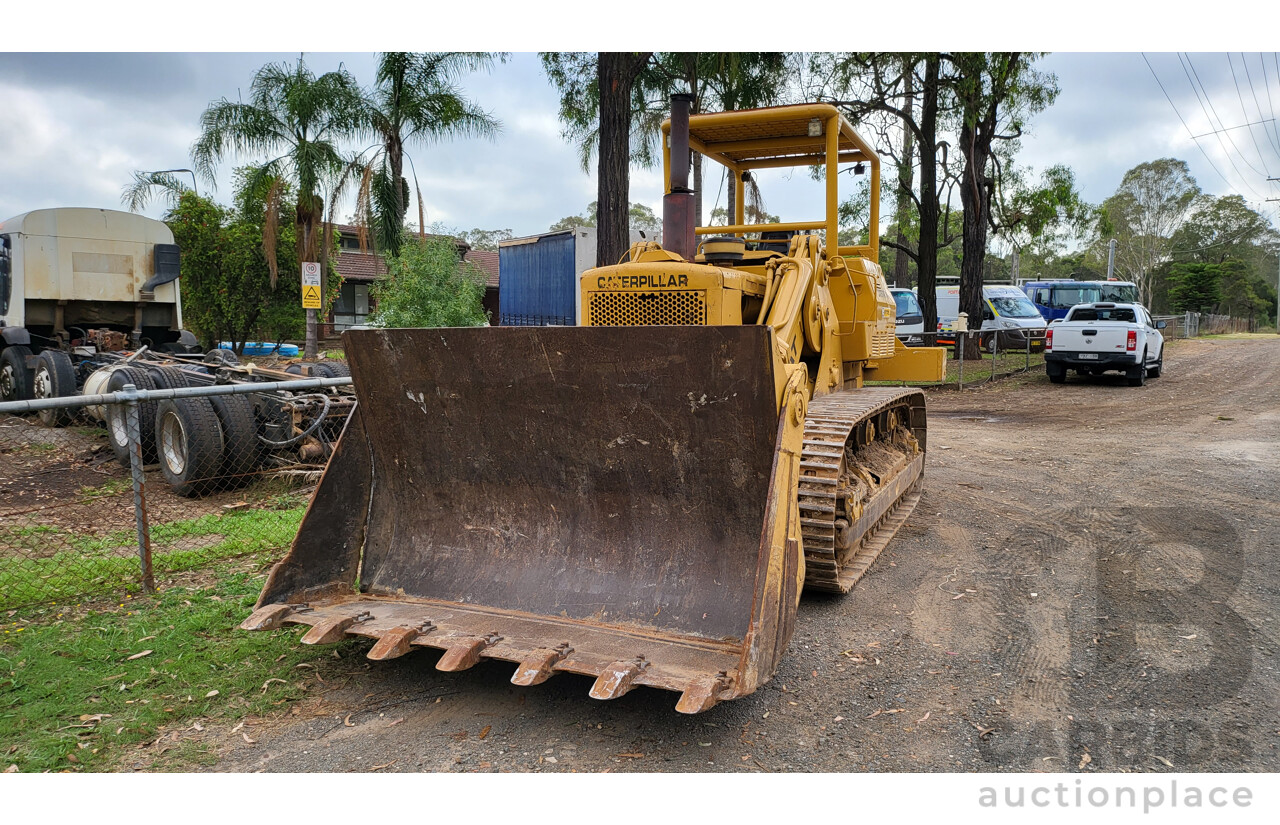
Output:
[{"xmin": 499, "ymin": 231, "xmax": 579, "ymax": 326}]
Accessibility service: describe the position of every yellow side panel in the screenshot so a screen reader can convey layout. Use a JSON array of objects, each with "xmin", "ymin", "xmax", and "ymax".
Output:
[{"xmin": 863, "ymin": 342, "xmax": 946, "ymax": 383}]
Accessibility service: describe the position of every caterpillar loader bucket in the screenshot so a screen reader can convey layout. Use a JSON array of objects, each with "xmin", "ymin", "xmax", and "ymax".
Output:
[{"xmin": 244, "ymin": 325, "xmax": 808, "ymax": 712}]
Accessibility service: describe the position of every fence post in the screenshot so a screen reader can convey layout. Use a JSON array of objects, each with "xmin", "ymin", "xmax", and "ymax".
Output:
[
  {"xmin": 120, "ymin": 386, "xmax": 155, "ymax": 593},
  {"xmin": 1025, "ymin": 333, "xmax": 1030, "ymax": 373},
  {"xmin": 957, "ymin": 334, "xmax": 965, "ymax": 390}
]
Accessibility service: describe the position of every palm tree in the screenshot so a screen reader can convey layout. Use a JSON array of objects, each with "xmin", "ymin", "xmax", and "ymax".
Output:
[
  {"xmin": 192, "ymin": 57, "xmax": 365, "ymax": 357},
  {"xmin": 355, "ymin": 52, "xmax": 504, "ymax": 256},
  {"xmin": 120, "ymin": 171, "xmax": 193, "ymax": 214}
]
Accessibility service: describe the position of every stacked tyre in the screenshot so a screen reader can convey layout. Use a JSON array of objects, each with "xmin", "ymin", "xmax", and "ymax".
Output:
[{"xmin": 106, "ymin": 365, "xmax": 262, "ymax": 497}]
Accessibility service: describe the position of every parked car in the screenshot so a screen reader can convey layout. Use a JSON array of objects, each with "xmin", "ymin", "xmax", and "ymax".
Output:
[
  {"xmin": 1044, "ymin": 302, "xmax": 1165, "ymax": 386},
  {"xmin": 935, "ymin": 285, "xmax": 1047, "ymax": 351},
  {"xmin": 889, "ymin": 288, "xmax": 925, "ymax": 344}
]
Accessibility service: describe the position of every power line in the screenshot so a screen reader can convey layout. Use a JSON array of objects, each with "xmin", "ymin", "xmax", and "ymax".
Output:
[
  {"xmin": 1178, "ymin": 53, "xmax": 1268, "ymax": 196},
  {"xmin": 1227, "ymin": 53, "xmax": 1276, "ymax": 177},
  {"xmin": 1190, "ymin": 118, "xmax": 1276, "ymax": 140},
  {"xmin": 1242, "ymin": 53, "xmax": 1280, "ymax": 161},
  {"xmin": 1142, "ymin": 53, "xmax": 1238, "ymax": 192},
  {"xmin": 1263, "ymin": 55, "xmax": 1280, "ymax": 158}
]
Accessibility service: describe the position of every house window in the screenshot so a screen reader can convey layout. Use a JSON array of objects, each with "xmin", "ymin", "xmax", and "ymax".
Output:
[{"xmin": 333, "ymin": 282, "xmax": 372, "ymax": 330}]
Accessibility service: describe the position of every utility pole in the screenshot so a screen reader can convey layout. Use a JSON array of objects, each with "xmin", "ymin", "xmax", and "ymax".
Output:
[
  {"xmin": 1106, "ymin": 238, "xmax": 1117, "ymax": 280},
  {"xmin": 1270, "ymin": 179, "xmax": 1279, "ymax": 332}
]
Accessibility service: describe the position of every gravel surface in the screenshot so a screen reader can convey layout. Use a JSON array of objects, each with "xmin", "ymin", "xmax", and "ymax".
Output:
[{"xmin": 200, "ymin": 337, "xmax": 1280, "ymax": 773}]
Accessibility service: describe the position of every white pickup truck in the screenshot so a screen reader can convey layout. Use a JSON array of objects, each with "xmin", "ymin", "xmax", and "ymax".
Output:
[{"xmin": 1044, "ymin": 302, "xmax": 1166, "ymax": 386}]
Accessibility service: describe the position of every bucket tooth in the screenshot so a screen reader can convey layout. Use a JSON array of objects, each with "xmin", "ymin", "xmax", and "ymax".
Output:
[
  {"xmin": 367, "ymin": 621, "xmax": 435, "ymax": 661},
  {"xmin": 240, "ymin": 602, "xmax": 297, "ymax": 632},
  {"xmin": 589, "ymin": 656, "xmax": 649, "ymax": 701},
  {"xmin": 436, "ymin": 633, "xmax": 503, "ymax": 672},
  {"xmin": 675, "ymin": 672, "xmax": 733, "ymax": 714},
  {"xmin": 301, "ymin": 611, "xmax": 371, "ymax": 645},
  {"xmin": 511, "ymin": 643, "xmax": 573, "ymax": 687}
]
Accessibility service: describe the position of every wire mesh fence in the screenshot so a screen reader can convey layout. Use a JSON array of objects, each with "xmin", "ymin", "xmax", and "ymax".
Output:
[
  {"xmin": 0, "ymin": 368, "xmax": 354, "ymax": 611},
  {"xmin": 877, "ymin": 330, "xmax": 1049, "ymax": 389}
]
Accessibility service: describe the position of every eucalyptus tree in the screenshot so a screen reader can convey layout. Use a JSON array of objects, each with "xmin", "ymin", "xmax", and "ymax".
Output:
[
  {"xmin": 542, "ymin": 52, "xmax": 654, "ymax": 267},
  {"xmin": 946, "ymin": 52, "xmax": 1059, "ymax": 355},
  {"xmin": 192, "ymin": 56, "xmax": 365, "ymax": 357},
  {"xmin": 355, "ymin": 52, "xmax": 503, "ymax": 256}
]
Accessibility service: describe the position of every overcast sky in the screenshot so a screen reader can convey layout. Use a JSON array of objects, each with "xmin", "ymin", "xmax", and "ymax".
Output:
[{"xmin": 2, "ymin": 49, "xmax": 1277, "ymax": 242}]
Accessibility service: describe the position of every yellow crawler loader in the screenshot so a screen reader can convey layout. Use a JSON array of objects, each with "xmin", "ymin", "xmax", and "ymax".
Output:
[{"xmin": 242, "ymin": 98, "xmax": 945, "ymax": 713}]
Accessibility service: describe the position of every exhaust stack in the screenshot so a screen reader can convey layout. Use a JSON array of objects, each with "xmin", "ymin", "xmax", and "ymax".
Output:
[{"xmin": 663, "ymin": 93, "xmax": 696, "ymax": 261}]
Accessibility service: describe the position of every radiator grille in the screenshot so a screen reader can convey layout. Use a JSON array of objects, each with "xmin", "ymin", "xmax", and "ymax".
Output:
[
  {"xmin": 872, "ymin": 330, "xmax": 897, "ymax": 359},
  {"xmin": 588, "ymin": 291, "xmax": 707, "ymax": 326}
]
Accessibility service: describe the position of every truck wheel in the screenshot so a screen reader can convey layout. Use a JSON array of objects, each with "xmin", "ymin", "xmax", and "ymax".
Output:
[
  {"xmin": 145, "ymin": 365, "xmax": 190, "ymax": 392},
  {"xmin": 209, "ymin": 392, "xmax": 260, "ymax": 489},
  {"xmin": 1046, "ymin": 363, "xmax": 1066, "ymax": 384},
  {"xmin": 105, "ymin": 367, "xmax": 159, "ymax": 466},
  {"xmin": 1147, "ymin": 356, "xmax": 1162, "ymax": 379},
  {"xmin": 1127, "ymin": 354, "xmax": 1146, "ymax": 387},
  {"xmin": 203, "ymin": 349, "xmax": 239, "ymax": 367},
  {"xmin": 34, "ymin": 350, "xmax": 77, "ymax": 427},
  {"xmin": 156, "ymin": 397, "xmax": 225, "ymax": 497},
  {"xmin": 1, "ymin": 345, "xmax": 34, "ymax": 403}
]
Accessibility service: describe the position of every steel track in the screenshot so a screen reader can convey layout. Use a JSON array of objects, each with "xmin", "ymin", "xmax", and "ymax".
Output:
[{"xmin": 797, "ymin": 386, "xmax": 926, "ymax": 594}]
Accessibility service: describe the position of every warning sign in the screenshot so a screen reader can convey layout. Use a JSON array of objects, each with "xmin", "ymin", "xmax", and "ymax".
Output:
[{"xmin": 301, "ymin": 262, "xmax": 322, "ymax": 309}]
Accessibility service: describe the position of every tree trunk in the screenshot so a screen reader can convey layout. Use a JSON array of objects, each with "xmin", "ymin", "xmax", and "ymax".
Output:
[
  {"xmin": 915, "ymin": 55, "xmax": 941, "ymax": 337},
  {"xmin": 957, "ymin": 114, "xmax": 989, "ymax": 361},
  {"xmin": 596, "ymin": 52, "xmax": 650, "ymax": 267},
  {"xmin": 298, "ymin": 197, "xmax": 322, "ymax": 359},
  {"xmin": 893, "ymin": 62, "xmax": 916, "ymax": 289},
  {"xmin": 727, "ymin": 173, "xmax": 737, "ymax": 224}
]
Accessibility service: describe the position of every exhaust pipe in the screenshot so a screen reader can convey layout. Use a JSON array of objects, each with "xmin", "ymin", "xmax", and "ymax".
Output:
[{"xmin": 663, "ymin": 93, "xmax": 696, "ymax": 261}]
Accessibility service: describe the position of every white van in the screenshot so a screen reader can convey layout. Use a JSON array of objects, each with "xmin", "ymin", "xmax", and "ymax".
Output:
[
  {"xmin": 888, "ymin": 287, "xmax": 924, "ymax": 345},
  {"xmin": 936, "ymin": 284, "xmax": 1047, "ymax": 352}
]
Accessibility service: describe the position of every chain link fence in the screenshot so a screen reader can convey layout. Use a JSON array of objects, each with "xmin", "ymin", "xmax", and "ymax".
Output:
[
  {"xmin": 0, "ymin": 370, "xmax": 354, "ymax": 611},
  {"xmin": 878, "ymin": 330, "xmax": 1048, "ymax": 389}
]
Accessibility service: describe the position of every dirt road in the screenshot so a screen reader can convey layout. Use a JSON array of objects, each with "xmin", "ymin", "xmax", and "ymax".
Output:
[{"xmin": 205, "ymin": 338, "xmax": 1280, "ymax": 773}]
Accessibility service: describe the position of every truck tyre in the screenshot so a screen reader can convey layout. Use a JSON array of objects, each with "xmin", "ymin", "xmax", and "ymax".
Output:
[
  {"xmin": 203, "ymin": 349, "xmax": 239, "ymax": 367},
  {"xmin": 145, "ymin": 365, "xmax": 190, "ymax": 392},
  {"xmin": 1046, "ymin": 362, "xmax": 1066, "ymax": 384},
  {"xmin": 156, "ymin": 397, "xmax": 225, "ymax": 497},
  {"xmin": 105, "ymin": 367, "xmax": 159, "ymax": 466},
  {"xmin": 1126, "ymin": 353, "xmax": 1146, "ymax": 387},
  {"xmin": 1, "ymin": 345, "xmax": 34, "ymax": 403},
  {"xmin": 33, "ymin": 350, "xmax": 77, "ymax": 427},
  {"xmin": 208, "ymin": 392, "xmax": 260, "ymax": 489},
  {"xmin": 322, "ymin": 360, "xmax": 351, "ymax": 377},
  {"xmin": 1147, "ymin": 355, "xmax": 1162, "ymax": 379}
]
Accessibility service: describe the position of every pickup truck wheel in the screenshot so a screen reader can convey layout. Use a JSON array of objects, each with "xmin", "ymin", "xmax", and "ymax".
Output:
[
  {"xmin": 1046, "ymin": 363, "xmax": 1066, "ymax": 384},
  {"xmin": 34, "ymin": 350, "xmax": 77, "ymax": 427},
  {"xmin": 1127, "ymin": 352, "xmax": 1147, "ymax": 387},
  {"xmin": 1, "ymin": 345, "xmax": 34, "ymax": 403},
  {"xmin": 1147, "ymin": 355, "xmax": 1162, "ymax": 378}
]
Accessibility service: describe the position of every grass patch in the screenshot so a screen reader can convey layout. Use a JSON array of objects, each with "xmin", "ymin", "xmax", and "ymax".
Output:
[
  {"xmin": 1, "ymin": 507, "xmax": 305, "ymax": 611},
  {"xmin": 1198, "ymin": 332, "xmax": 1278, "ymax": 340},
  {"xmin": 0, "ymin": 565, "xmax": 361, "ymax": 772},
  {"xmin": 77, "ymin": 478, "xmax": 130, "ymax": 502},
  {"xmin": 868, "ymin": 350, "xmax": 1047, "ymax": 388}
]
